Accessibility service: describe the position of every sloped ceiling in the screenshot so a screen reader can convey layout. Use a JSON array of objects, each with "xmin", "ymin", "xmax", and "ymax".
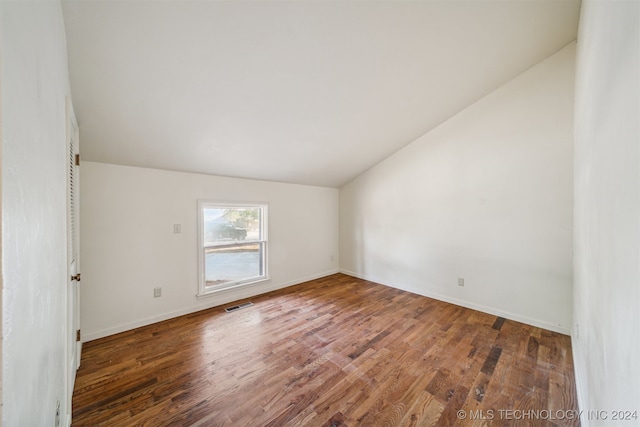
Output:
[{"xmin": 62, "ymin": 0, "xmax": 580, "ymax": 188}]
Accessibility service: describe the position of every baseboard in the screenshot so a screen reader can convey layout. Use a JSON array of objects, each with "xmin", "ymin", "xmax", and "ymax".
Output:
[
  {"xmin": 84, "ymin": 268, "xmax": 570, "ymax": 341},
  {"xmin": 83, "ymin": 269, "xmax": 339, "ymax": 342},
  {"xmin": 340, "ymin": 269, "xmax": 571, "ymax": 335},
  {"xmin": 571, "ymin": 335, "xmax": 588, "ymax": 426}
]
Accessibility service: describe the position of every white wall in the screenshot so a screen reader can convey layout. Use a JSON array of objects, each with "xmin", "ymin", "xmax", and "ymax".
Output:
[
  {"xmin": 573, "ymin": 0, "xmax": 639, "ymax": 424},
  {"xmin": 80, "ymin": 162, "xmax": 339, "ymax": 340},
  {"xmin": 340, "ymin": 43, "xmax": 575, "ymax": 334},
  {"xmin": 1, "ymin": 1, "xmax": 71, "ymax": 425},
  {"xmin": 0, "ymin": 2, "xmax": 4, "ymax": 418}
]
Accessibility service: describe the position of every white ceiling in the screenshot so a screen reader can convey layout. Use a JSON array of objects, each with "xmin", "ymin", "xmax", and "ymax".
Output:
[{"xmin": 62, "ymin": 0, "xmax": 580, "ymax": 188}]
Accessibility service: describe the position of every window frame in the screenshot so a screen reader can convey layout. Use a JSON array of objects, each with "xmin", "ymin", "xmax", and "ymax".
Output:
[{"xmin": 197, "ymin": 200, "xmax": 269, "ymax": 298}]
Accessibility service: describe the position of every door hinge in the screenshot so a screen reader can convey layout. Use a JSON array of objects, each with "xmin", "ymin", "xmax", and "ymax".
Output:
[
  {"xmin": 75, "ymin": 154, "xmax": 80, "ymax": 166},
  {"xmin": 76, "ymin": 329, "xmax": 81, "ymax": 342},
  {"xmin": 71, "ymin": 273, "xmax": 81, "ymax": 282}
]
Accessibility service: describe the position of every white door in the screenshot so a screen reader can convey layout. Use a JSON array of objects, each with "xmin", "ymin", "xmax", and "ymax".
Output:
[{"xmin": 66, "ymin": 97, "xmax": 81, "ymax": 424}]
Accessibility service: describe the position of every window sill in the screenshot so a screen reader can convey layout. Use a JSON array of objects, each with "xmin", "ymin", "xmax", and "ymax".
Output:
[{"xmin": 196, "ymin": 277, "xmax": 271, "ymax": 300}]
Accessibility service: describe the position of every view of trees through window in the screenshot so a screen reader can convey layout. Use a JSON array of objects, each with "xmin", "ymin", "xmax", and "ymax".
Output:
[
  {"xmin": 200, "ymin": 204, "xmax": 267, "ymax": 292},
  {"xmin": 204, "ymin": 207, "xmax": 261, "ymax": 244}
]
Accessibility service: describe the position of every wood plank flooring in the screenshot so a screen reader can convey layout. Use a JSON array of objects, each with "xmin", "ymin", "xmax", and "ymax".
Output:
[{"xmin": 72, "ymin": 274, "xmax": 578, "ymax": 426}]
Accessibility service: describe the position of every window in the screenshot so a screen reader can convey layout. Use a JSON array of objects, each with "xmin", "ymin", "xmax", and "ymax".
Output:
[{"xmin": 198, "ymin": 201, "xmax": 268, "ymax": 297}]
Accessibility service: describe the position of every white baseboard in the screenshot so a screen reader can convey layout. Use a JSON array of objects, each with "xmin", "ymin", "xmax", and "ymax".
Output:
[
  {"xmin": 571, "ymin": 335, "xmax": 588, "ymax": 426},
  {"xmin": 84, "ymin": 268, "xmax": 570, "ymax": 341},
  {"xmin": 83, "ymin": 269, "xmax": 339, "ymax": 342},
  {"xmin": 339, "ymin": 269, "xmax": 571, "ymax": 335}
]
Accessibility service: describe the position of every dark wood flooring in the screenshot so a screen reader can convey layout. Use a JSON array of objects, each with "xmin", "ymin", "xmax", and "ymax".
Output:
[{"xmin": 72, "ymin": 273, "xmax": 578, "ymax": 426}]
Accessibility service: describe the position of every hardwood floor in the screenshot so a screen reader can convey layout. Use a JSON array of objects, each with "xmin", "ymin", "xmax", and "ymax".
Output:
[{"xmin": 72, "ymin": 274, "xmax": 578, "ymax": 426}]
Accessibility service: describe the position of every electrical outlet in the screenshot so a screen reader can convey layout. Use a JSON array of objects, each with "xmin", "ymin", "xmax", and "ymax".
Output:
[
  {"xmin": 458, "ymin": 278, "xmax": 464, "ymax": 287},
  {"xmin": 173, "ymin": 224, "xmax": 181, "ymax": 234},
  {"xmin": 154, "ymin": 287, "xmax": 162, "ymax": 298},
  {"xmin": 330, "ymin": 255, "xmax": 334, "ymax": 262}
]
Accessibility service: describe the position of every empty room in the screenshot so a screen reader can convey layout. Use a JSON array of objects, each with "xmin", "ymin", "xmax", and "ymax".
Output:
[{"xmin": 1, "ymin": 0, "xmax": 638, "ymax": 426}]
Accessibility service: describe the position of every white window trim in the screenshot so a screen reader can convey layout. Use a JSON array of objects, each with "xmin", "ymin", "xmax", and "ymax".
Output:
[{"xmin": 197, "ymin": 200, "xmax": 269, "ymax": 298}]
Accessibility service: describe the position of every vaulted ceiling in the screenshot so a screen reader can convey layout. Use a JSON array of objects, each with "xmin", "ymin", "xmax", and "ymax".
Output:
[{"xmin": 62, "ymin": 0, "xmax": 580, "ymax": 188}]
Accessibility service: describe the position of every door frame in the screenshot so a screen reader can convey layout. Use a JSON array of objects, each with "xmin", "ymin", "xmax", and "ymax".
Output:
[{"xmin": 65, "ymin": 96, "xmax": 81, "ymax": 426}]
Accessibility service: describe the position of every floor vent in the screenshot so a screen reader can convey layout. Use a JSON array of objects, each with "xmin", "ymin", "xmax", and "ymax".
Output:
[{"xmin": 224, "ymin": 302, "xmax": 254, "ymax": 313}]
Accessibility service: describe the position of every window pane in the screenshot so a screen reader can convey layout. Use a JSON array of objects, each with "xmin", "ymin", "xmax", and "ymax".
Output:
[
  {"xmin": 198, "ymin": 202, "xmax": 267, "ymax": 295},
  {"xmin": 205, "ymin": 242, "xmax": 263, "ymax": 287},
  {"xmin": 203, "ymin": 207, "xmax": 261, "ymax": 245}
]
